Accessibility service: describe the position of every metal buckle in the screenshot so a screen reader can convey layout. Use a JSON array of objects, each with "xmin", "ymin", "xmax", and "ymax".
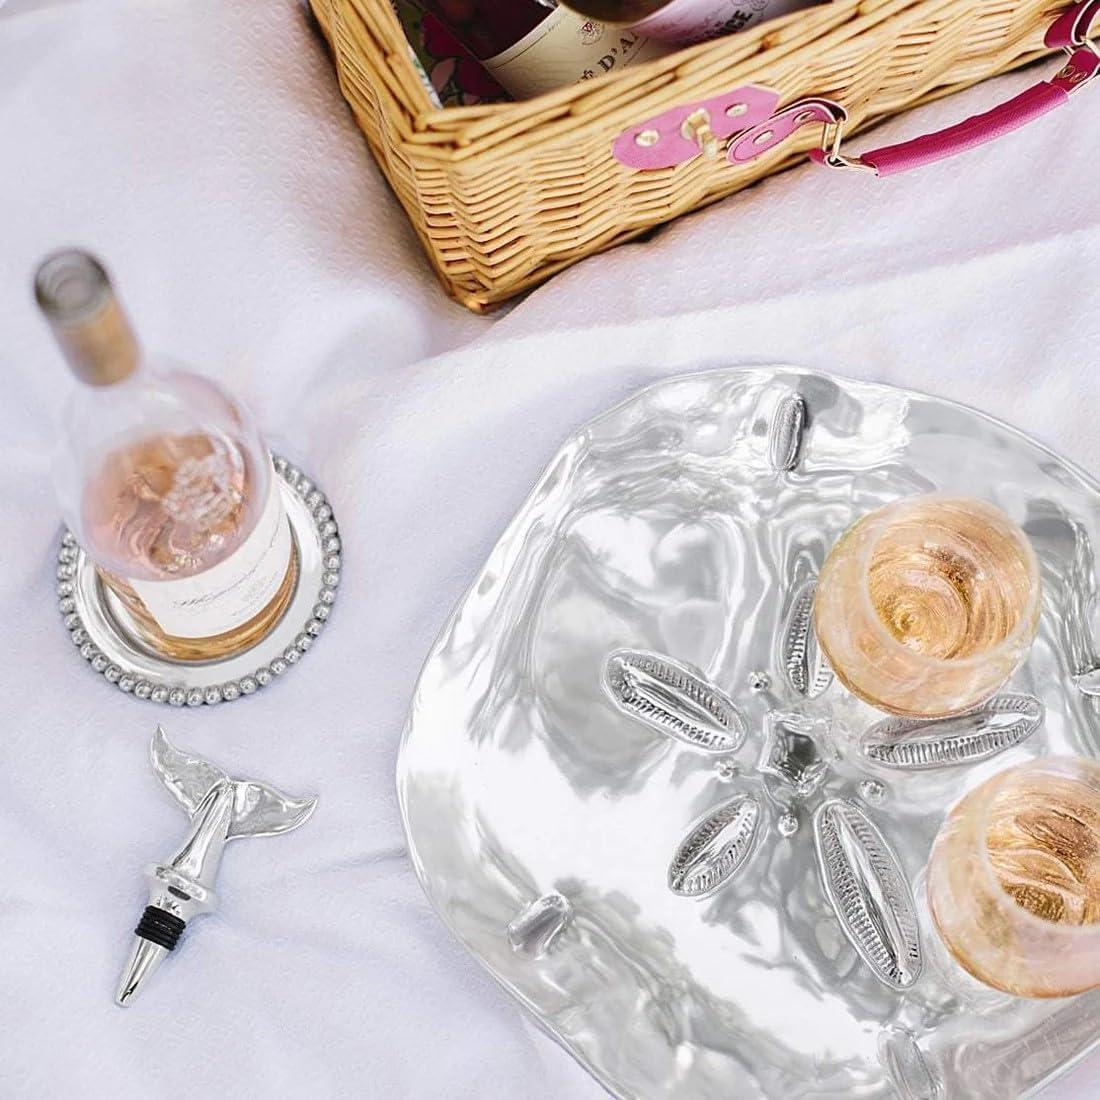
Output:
[
  {"xmin": 1066, "ymin": 36, "xmax": 1100, "ymax": 59},
  {"xmin": 680, "ymin": 108, "xmax": 720, "ymax": 159},
  {"xmin": 817, "ymin": 118, "xmax": 878, "ymax": 174}
]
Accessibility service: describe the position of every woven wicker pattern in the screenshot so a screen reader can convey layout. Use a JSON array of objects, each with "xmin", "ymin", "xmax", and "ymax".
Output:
[{"xmin": 312, "ymin": 0, "xmax": 1061, "ymax": 310}]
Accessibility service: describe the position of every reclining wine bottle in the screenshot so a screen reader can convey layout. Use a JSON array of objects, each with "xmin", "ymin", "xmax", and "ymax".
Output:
[
  {"xmin": 412, "ymin": 0, "xmax": 668, "ymax": 98},
  {"xmin": 560, "ymin": 0, "xmax": 818, "ymax": 45}
]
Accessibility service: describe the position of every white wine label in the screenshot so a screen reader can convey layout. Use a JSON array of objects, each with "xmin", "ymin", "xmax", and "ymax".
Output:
[
  {"xmin": 483, "ymin": 9, "xmax": 667, "ymax": 99},
  {"xmin": 636, "ymin": 0, "xmax": 819, "ymax": 45},
  {"xmin": 130, "ymin": 476, "xmax": 292, "ymax": 639}
]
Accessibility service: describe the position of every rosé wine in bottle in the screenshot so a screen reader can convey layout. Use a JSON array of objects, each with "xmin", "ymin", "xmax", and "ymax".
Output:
[
  {"xmin": 36, "ymin": 250, "xmax": 297, "ymax": 662},
  {"xmin": 413, "ymin": 0, "xmax": 668, "ymax": 98}
]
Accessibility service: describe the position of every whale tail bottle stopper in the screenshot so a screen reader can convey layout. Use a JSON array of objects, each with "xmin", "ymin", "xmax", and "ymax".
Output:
[{"xmin": 116, "ymin": 726, "xmax": 317, "ymax": 1006}]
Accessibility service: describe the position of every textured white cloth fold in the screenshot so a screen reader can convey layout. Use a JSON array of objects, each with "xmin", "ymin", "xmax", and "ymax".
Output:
[{"xmin": 0, "ymin": 0, "xmax": 1097, "ymax": 1095}]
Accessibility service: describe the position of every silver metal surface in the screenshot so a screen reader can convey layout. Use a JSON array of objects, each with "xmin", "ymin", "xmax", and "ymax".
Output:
[
  {"xmin": 397, "ymin": 367, "xmax": 1100, "ymax": 1099},
  {"xmin": 603, "ymin": 649, "xmax": 746, "ymax": 753},
  {"xmin": 781, "ymin": 579, "xmax": 833, "ymax": 698},
  {"xmin": 57, "ymin": 456, "xmax": 340, "ymax": 705},
  {"xmin": 668, "ymin": 793, "xmax": 761, "ymax": 898},
  {"xmin": 861, "ymin": 694, "xmax": 1044, "ymax": 770},
  {"xmin": 508, "ymin": 893, "xmax": 574, "ymax": 958},
  {"xmin": 758, "ymin": 710, "xmax": 831, "ymax": 797},
  {"xmin": 116, "ymin": 727, "xmax": 316, "ymax": 1006},
  {"xmin": 768, "ymin": 392, "xmax": 806, "ymax": 472},
  {"xmin": 813, "ymin": 798, "xmax": 923, "ymax": 992}
]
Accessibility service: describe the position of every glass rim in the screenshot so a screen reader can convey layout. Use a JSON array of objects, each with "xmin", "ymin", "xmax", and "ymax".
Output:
[{"xmin": 851, "ymin": 492, "xmax": 1041, "ymax": 673}]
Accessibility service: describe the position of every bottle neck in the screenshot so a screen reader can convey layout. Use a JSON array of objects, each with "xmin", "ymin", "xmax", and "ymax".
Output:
[{"xmin": 35, "ymin": 250, "xmax": 141, "ymax": 387}]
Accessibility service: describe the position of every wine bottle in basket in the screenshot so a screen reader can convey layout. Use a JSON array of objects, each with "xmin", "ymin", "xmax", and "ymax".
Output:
[
  {"xmin": 412, "ymin": 0, "xmax": 668, "ymax": 99},
  {"xmin": 36, "ymin": 250, "xmax": 298, "ymax": 663},
  {"xmin": 561, "ymin": 0, "xmax": 819, "ymax": 45}
]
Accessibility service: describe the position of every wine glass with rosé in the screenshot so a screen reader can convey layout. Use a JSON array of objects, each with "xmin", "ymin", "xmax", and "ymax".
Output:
[
  {"xmin": 927, "ymin": 756, "xmax": 1100, "ymax": 997},
  {"xmin": 813, "ymin": 494, "xmax": 1041, "ymax": 720}
]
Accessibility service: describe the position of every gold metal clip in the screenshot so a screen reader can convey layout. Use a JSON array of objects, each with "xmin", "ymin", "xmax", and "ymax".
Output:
[
  {"xmin": 681, "ymin": 109, "xmax": 719, "ymax": 159},
  {"xmin": 817, "ymin": 117, "xmax": 877, "ymax": 173}
]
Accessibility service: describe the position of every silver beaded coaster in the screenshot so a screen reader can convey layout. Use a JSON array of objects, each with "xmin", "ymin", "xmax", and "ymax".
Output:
[{"xmin": 55, "ymin": 456, "xmax": 340, "ymax": 707}]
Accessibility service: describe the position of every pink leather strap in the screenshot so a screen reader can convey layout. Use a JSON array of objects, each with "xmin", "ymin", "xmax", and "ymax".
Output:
[
  {"xmin": 855, "ymin": 77, "xmax": 1072, "ymax": 176},
  {"xmin": 807, "ymin": 0, "xmax": 1099, "ymax": 176},
  {"xmin": 1047, "ymin": 0, "xmax": 1100, "ymax": 47},
  {"xmin": 728, "ymin": 99, "xmax": 840, "ymax": 163}
]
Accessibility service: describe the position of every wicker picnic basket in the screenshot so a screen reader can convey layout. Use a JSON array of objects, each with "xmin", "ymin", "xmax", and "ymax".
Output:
[{"xmin": 310, "ymin": 0, "xmax": 1080, "ymax": 311}]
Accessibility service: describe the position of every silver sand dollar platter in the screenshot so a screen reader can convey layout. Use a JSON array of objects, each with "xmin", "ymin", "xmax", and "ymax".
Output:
[
  {"xmin": 398, "ymin": 367, "xmax": 1100, "ymax": 1100},
  {"xmin": 55, "ymin": 456, "xmax": 340, "ymax": 706}
]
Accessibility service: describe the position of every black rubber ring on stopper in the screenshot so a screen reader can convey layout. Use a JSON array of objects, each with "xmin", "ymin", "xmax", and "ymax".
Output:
[{"xmin": 135, "ymin": 906, "xmax": 187, "ymax": 951}]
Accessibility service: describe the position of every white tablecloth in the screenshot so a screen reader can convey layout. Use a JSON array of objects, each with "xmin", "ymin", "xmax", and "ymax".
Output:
[{"xmin": 1, "ymin": 1, "xmax": 1098, "ymax": 1095}]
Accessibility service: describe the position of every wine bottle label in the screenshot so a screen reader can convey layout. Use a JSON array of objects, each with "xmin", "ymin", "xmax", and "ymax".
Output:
[
  {"xmin": 635, "ymin": 0, "xmax": 819, "ymax": 45},
  {"xmin": 482, "ymin": 9, "xmax": 667, "ymax": 99},
  {"xmin": 129, "ymin": 477, "xmax": 292, "ymax": 639}
]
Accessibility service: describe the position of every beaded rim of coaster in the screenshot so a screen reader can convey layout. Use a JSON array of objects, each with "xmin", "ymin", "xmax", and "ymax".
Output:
[{"xmin": 54, "ymin": 456, "xmax": 340, "ymax": 707}]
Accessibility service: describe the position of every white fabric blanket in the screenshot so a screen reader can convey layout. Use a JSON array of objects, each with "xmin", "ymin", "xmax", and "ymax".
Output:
[{"xmin": 1, "ymin": 1, "xmax": 1098, "ymax": 1095}]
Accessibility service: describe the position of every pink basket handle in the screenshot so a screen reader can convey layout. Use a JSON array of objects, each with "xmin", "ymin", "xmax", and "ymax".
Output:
[{"xmin": 805, "ymin": 0, "xmax": 1100, "ymax": 176}]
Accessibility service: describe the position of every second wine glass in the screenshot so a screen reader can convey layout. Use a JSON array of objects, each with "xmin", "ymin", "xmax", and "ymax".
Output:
[{"xmin": 813, "ymin": 495, "xmax": 1040, "ymax": 719}]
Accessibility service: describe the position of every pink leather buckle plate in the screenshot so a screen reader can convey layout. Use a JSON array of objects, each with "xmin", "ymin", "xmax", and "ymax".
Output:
[
  {"xmin": 727, "ymin": 98, "xmax": 842, "ymax": 164},
  {"xmin": 613, "ymin": 85, "xmax": 781, "ymax": 170}
]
